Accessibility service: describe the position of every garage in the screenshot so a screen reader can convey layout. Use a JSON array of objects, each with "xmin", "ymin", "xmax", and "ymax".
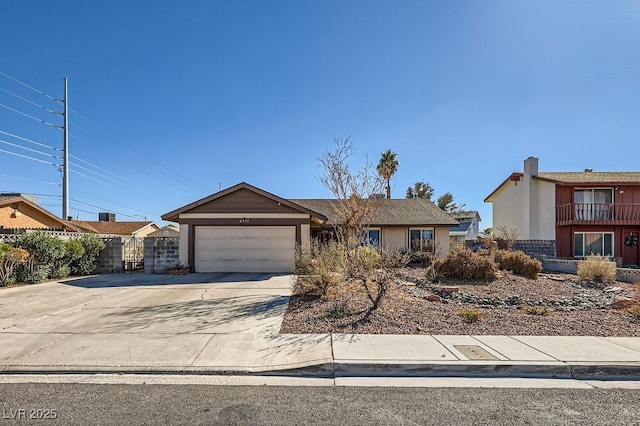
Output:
[
  {"xmin": 161, "ymin": 182, "xmax": 326, "ymax": 274},
  {"xmin": 194, "ymin": 226, "xmax": 296, "ymax": 273}
]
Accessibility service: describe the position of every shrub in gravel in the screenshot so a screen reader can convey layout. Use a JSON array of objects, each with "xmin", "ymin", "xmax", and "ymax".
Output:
[
  {"xmin": 456, "ymin": 308, "xmax": 483, "ymax": 323},
  {"xmin": 577, "ymin": 256, "xmax": 616, "ymax": 283},
  {"xmin": 432, "ymin": 248, "xmax": 497, "ymax": 281},
  {"xmin": 628, "ymin": 282, "xmax": 640, "ymax": 319},
  {"xmin": 522, "ymin": 304, "xmax": 552, "ymax": 316},
  {"xmin": 294, "ymin": 240, "xmax": 345, "ymax": 297},
  {"xmin": 495, "ymin": 250, "xmax": 542, "ymax": 279}
]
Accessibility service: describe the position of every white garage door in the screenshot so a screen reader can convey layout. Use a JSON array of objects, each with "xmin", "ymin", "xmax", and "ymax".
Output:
[{"xmin": 194, "ymin": 226, "xmax": 296, "ymax": 273}]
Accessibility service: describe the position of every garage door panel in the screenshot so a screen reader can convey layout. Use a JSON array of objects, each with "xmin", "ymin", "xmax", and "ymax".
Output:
[{"xmin": 194, "ymin": 226, "xmax": 295, "ymax": 273}]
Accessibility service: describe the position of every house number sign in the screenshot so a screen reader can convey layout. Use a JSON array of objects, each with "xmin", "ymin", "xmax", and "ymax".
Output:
[{"xmin": 239, "ymin": 218, "xmax": 250, "ymax": 224}]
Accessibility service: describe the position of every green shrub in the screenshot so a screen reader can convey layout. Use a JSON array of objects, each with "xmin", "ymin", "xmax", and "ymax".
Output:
[
  {"xmin": 50, "ymin": 265, "xmax": 71, "ymax": 279},
  {"xmin": 17, "ymin": 259, "xmax": 49, "ymax": 284},
  {"xmin": 432, "ymin": 248, "xmax": 497, "ymax": 281},
  {"xmin": 495, "ymin": 250, "xmax": 542, "ymax": 279},
  {"xmin": 456, "ymin": 308, "xmax": 483, "ymax": 323},
  {"xmin": 70, "ymin": 234, "xmax": 106, "ymax": 275},
  {"xmin": 577, "ymin": 256, "xmax": 617, "ymax": 283},
  {"xmin": 0, "ymin": 247, "xmax": 30, "ymax": 286}
]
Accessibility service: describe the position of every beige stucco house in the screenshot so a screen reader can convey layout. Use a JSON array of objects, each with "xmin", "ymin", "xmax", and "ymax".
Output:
[{"xmin": 162, "ymin": 182, "xmax": 457, "ymax": 273}]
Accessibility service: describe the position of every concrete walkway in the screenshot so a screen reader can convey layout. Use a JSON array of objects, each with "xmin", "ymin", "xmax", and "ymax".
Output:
[{"xmin": 1, "ymin": 273, "xmax": 639, "ymax": 379}]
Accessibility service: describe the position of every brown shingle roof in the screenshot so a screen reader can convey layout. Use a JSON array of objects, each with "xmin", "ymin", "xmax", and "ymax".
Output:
[
  {"xmin": 69, "ymin": 220, "xmax": 156, "ymax": 236},
  {"xmin": 536, "ymin": 172, "xmax": 640, "ymax": 184},
  {"xmin": 290, "ymin": 199, "xmax": 458, "ymax": 226}
]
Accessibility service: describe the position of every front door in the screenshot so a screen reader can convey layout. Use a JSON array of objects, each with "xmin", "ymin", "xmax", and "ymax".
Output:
[{"xmin": 622, "ymin": 229, "xmax": 639, "ymax": 267}]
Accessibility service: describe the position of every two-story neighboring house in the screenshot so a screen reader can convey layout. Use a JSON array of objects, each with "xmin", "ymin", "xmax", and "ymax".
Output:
[
  {"xmin": 485, "ymin": 157, "xmax": 640, "ymax": 266},
  {"xmin": 449, "ymin": 211, "xmax": 481, "ymax": 248}
]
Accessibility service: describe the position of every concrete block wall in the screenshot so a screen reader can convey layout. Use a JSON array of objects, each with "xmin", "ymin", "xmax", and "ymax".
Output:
[
  {"xmin": 95, "ymin": 238, "xmax": 124, "ymax": 274},
  {"xmin": 542, "ymin": 258, "xmax": 640, "ymax": 283},
  {"xmin": 144, "ymin": 237, "xmax": 180, "ymax": 274},
  {"xmin": 513, "ymin": 240, "xmax": 556, "ymax": 259}
]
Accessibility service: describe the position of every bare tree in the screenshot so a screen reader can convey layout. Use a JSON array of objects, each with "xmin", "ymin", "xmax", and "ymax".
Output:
[{"xmin": 317, "ymin": 137, "xmax": 386, "ymax": 248}]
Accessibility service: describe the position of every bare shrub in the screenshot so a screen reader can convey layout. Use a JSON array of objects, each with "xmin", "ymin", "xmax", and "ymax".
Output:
[
  {"xmin": 577, "ymin": 256, "xmax": 617, "ymax": 283},
  {"xmin": 495, "ymin": 249, "xmax": 542, "ymax": 279},
  {"xmin": 294, "ymin": 241, "xmax": 345, "ymax": 297},
  {"xmin": 628, "ymin": 282, "xmax": 640, "ymax": 319},
  {"xmin": 432, "ymin": 248, "xmax": 497, "ymax": 281},
  {"xmin": 522, "ymin": 304, "xmax": 552, "ymax": 316},
  {"xmin": 495, "ymin": 225, "xmax": 519, "ymax": 250}
]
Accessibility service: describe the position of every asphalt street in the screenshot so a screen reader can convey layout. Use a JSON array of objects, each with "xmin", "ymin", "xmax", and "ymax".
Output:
[{"xmin": 1, "ymin": 383, "xmax": 640, "ymax": 425}]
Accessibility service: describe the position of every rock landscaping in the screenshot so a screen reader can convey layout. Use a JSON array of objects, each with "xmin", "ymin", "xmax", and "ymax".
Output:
[{"xmin": 280, "ymin": 268, "xmax": 640, "ymax": 336}]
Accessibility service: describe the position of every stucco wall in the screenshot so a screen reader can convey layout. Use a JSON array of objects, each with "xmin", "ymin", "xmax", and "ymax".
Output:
[
  {"xmin": 179, "ymin": 224, "xmax": 189, "ymax": 265},
  {"xmin": 0, "ymin": 204, "xmax": 60, "ymax": 229},
  {"xmin": 300, "ymin": 223, "xmax": 310, "ymax": 247},
  {"xmin": 492, "ymin": 181, "xmax": 525, "ymax": 238},
  {"xmin": 435, "ymin": 226, "xmax": 450, "ymax": 256},
  {"xmin": 382, "ymin": 226, "xmax": 406, "ymax": 250},
  {"xmin": 530, "ymin": 179, "xmax": 556, "ymax": 240}
]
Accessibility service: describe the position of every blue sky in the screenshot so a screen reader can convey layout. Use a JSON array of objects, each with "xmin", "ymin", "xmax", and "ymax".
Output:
[{"xmin": 1, "ymin": 1, "xmax": 639, "ymax": 228}]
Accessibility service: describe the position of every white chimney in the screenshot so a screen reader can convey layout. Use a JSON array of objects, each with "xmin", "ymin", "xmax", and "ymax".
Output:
[{"xmin": 524, "ymin": 156, "xmax": 539, "ymax": 177}]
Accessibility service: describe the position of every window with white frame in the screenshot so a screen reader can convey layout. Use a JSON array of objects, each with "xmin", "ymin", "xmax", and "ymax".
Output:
[
  {"xmin": 574, "ymin": 232, "xmax": 614, "ymax": 257},
  {"xmin": 574, "ymin": 188, "xmax": 613, "ymax": 220},
  {"xmin": 409, "ymin": 228, "xmax": 434, "ymax": 252},
  {"xmin": 361, "ymin": 228, "xmax": 381, "ymax": 247}
]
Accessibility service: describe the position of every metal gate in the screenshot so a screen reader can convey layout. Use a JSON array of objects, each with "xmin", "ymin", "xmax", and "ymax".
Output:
[{"xmin": 123, "ymin": 237, "xmax": 144, "ymax": 271}]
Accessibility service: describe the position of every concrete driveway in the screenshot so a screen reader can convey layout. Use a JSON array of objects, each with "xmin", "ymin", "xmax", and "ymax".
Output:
[{"xmin": 0, "ymin": 273, "xmax": 332, "ymax": 374}]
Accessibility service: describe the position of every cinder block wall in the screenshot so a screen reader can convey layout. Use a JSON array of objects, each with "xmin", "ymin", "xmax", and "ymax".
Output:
[
  {"xmin": 144, "ymin": 237, "xmax": 180, "ymax": 274},
  {"xmin": 95, "ymin": 237, "xmax": 124, "ymax": 273},
  {"xmin": 513, "ymin": 240, "xmax": 556, "ymax": 258}
]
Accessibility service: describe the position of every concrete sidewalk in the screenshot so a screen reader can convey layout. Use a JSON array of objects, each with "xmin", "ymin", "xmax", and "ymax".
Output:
[{"xmin": 1, "ymin": 273, "xmax": 639, "ymax": 379}]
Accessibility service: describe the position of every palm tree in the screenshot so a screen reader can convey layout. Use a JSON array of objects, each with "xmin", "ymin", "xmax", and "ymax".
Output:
[{"xmin": 377, "ymin": 150, "xmax": 399, "ymax": 199}]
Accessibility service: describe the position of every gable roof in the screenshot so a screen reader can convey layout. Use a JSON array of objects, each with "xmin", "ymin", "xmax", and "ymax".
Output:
[
  {"xmin": 69, "ymin": 220, "xmax": 157, "ymax": 236},
  {"xmin": 450, "ymin": 210, "xmax": 481, "ymax": 221},
  {"xmin": 0, "ymin": 195, "xmax": 81, "ymax": 232},
  {"xmin": 485, "ymin": 171, "xmax": 640, "ymax": 202},
  {"xmin": 291, "ymin": 198, "xmax": 458, "ymax": 226},
  {"xmin": 161, "ymin": 182, "xmax": 327, "ymax": 222}
]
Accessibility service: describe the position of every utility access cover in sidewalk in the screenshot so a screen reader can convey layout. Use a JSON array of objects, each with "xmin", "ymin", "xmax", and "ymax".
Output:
[{"xmin": 454, "ymin": 345, "xmax": 498, "ymax": 360}]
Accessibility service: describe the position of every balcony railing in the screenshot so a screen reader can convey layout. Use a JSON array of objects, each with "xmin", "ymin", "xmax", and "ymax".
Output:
[{"xmin": 556, "ymin": 203, "xmax": 640, "ymax": 225}]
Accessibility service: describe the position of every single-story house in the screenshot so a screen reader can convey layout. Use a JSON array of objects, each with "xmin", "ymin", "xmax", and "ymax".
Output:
[
  {"xmin": 449, "ymin": 210, "xmax": 481, "ymax": 247},
  {"xmin": 68, "ymin": 215, "xmax": 159, "ymax": 238},
  {"xmin": 161, "ymin": 182, "xmax": 458, "ymax": 273},
  {"xmin": 147, "ymin": 224, "xmax": 180, "ymax": 238},
  {"xmin": 0, "ymin": 193, "xmax": 80, "ymax": 233}
]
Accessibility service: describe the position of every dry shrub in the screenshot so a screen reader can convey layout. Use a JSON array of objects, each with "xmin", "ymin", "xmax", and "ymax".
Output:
[
  {"xmin": 523, "ymin": 304, "xmax": 552, "ymax": 316},
  {"xmin": 432, "ymin": 248, "xmax": 496, "ymax": 281},
  {"xmin": 577, "ymin": 256, "xmax": 617, "ymax": 283},
  {"xmin": 294, "ymin": 241, "xmax": 345, "ymax": 297},
  {"xmin": 628, "ymin": 283, "xmax": 640, "ymax": 319},
  {"xmin": 457, "ymin": 308, "xmax": 483, "ymax": 323},
  {"xmin": 495, "ymin": 249, "xmax": 542, "ymax": 279}
]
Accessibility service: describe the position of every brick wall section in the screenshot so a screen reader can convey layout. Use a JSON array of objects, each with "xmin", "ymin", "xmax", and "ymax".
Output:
[
  {"xmin": 95, "ymin": 238, "xmax": 124, "ymax": 274},
  {"xmin": 513, "ymin": 240, "xmax": 556, "ymax": 259},
  {"xmin": 542, "ymin": 258, "xmax": 640, "ymax": 283},
  {"xmin": 144, "ymin": 237, "xmax": 180, "ymax": 274}
]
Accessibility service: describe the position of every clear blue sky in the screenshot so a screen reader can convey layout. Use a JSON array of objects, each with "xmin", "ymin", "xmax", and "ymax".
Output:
[{"xmin": 1, "ymin": 1, "xmax": 639, "ymax": 229}]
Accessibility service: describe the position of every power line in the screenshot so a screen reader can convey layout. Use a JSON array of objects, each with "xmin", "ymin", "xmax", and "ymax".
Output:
[
  {"xmin": 69, "ymin": 197, "xmax": 150, "ymax": 219},
  {"xmin": 0, "ymin": 130, "xmax": 58, "ymax": 151},
  {"xmin": 0, "ymin": 147, "xmax": 58, "ymax": 165},
  {"xmin": 76, "ymin": 190, "xmax": 148, "ymax": 215},
  {"xmin": 0, "ymin": 102, "xmax": 60, "ymax": 127},
  {"xmin": 0, "ymin": 174, "xmax": 59, "ymax": 185},
  {"xmin": 0, "ymin": 70, "xmax": 60, "ymax": 103},
  {"xmin": 68, "ymin": 160, "xmax": 125, "ymax": 185},
  {"xmin": 0, "ymin": 138, "xmax": 58, "ymax": 158},
  {"xmin": 69, "ymin": 154, "xmax": 123, "ymax": 181},
  {"xmin": 0, "ymin": 86, "xmax": 60, "ymax": 115},
  {"xmin": 69, "ymin": 168, "xmax": 119, "ymax": 188}
]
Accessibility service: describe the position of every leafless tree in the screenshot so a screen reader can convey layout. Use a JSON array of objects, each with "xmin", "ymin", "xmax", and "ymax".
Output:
[{"xmin": 317, "ymin": 137, "xmax": 386, "ymax": 248}]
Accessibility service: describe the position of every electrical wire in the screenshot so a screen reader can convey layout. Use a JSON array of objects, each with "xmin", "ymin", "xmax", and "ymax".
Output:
[
  {"xmin": 68, "ymin": 168, "xmax": 119, "ymax": 188},
  {"xmin": 0, "ymin": 70, "xmax": 60, "ymax": 103},
  {"xmin": 0, "ymin": 102, "xmax": 60, "ymax": 128},
  {"xmin": 68, "ymin": 160, "xmax": 125, "ymax": 185},
  {"xmin": 69, "ymin": 197, "xmax": 150, "ymax": 220},
  {"xmin": 69, "ymin": 154, "xmax": 124, "ymax": 181},
  {"xmin": 0, "ymin": 87, "xmax": 60, "ymax": 115},
  {"xmin": 76, "ymin": 190, "xmax": 148, "ymax": 215},
  {"xmin": 0, "ymin": 174, "xmax": 59, "ymax": 185},
  {"xmin": 0, "ymin": 147, "xmax": 58, "ymax": 165},
  {"xmin": 0, "ymin": 138, "xmax": 57, "ymax": 158},
  {"xmin": 0, "ymin": 130, "xmax": 58, "ymax": 151}
]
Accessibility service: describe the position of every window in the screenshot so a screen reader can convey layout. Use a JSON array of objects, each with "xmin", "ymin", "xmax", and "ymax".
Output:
[
  {"xmin": 409, "ymin": 228, "xmax": 434, "ymax": 252},
  {"xmin": 574, "ymin": 188, "xmax": 613, "ymax": 220},
  {"xmin": 574, "ymin": 232, "xmax": 614, "ymax": 257},
  {"xmin": 362, "ymin": 228, "xmax": 381, "ymax": 247}
]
